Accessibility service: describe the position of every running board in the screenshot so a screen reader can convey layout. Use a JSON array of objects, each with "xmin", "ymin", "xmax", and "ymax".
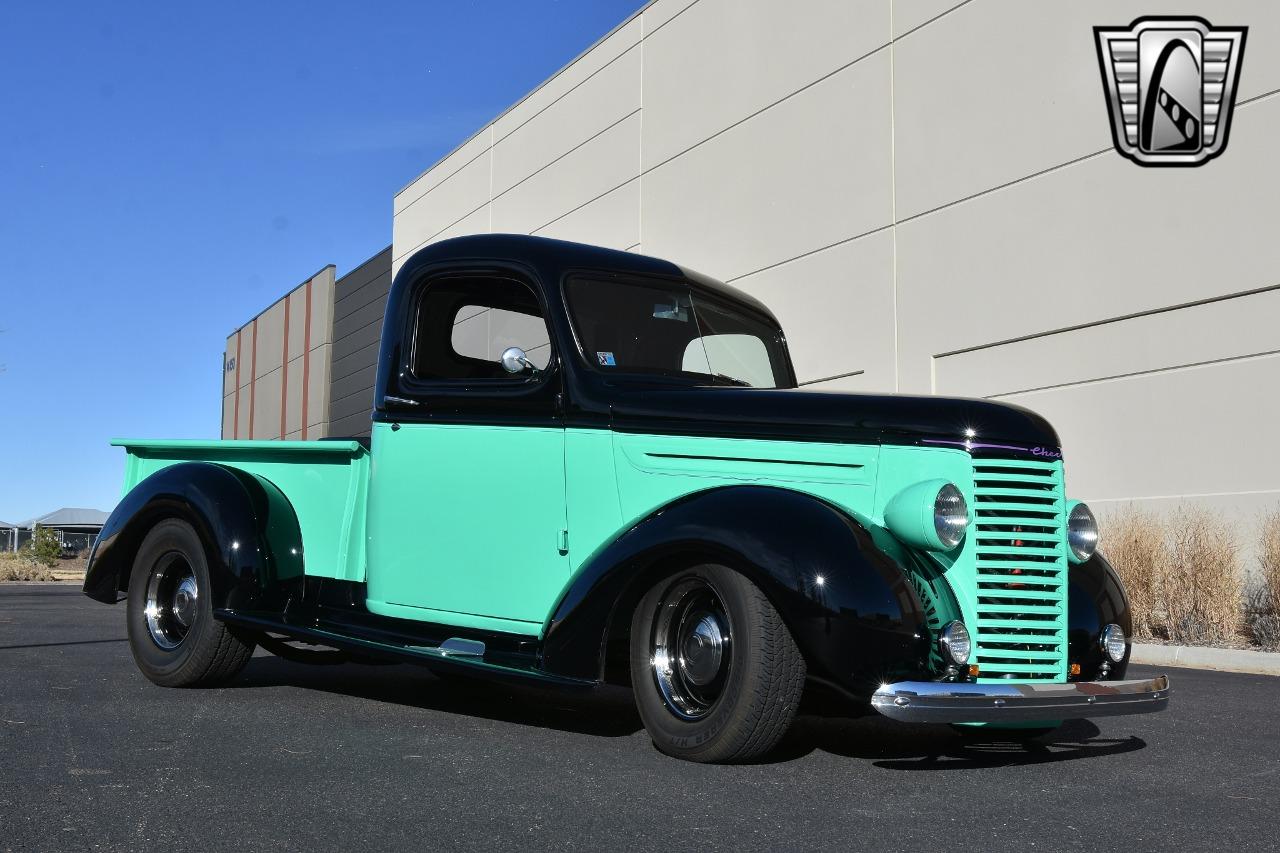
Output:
[
  {"xmin": 409, "ymin": 638, "xmax": 486, "ymax": 658},
  {"xmin": 215, "ymin": 609, "xmax": 592, "ymax": 690}
]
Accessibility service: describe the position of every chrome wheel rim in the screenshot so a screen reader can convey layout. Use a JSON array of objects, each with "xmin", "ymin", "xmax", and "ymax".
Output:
[
  {"xmin": 650, "ymin": 578, "xmax": 732, "ymax": 720},
  {"xmin": 144, "ymin": 553, "xmax": 197, "ymax": 650}
]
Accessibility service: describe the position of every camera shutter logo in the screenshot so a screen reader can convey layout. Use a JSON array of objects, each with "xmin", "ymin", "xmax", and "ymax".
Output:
[{"xmin": 1095, "ymin": 17, "xmax": 1246, "ymax": 166}]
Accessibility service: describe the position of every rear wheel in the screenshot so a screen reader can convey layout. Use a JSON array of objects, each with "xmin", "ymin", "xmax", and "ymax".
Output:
[
  {"xmin": 126, "ymin": 519, "xmax": 255, "ymax": 687},
  {"xmin": 629, "ymin": 564, "xmax": 805, "ymax": 763}
]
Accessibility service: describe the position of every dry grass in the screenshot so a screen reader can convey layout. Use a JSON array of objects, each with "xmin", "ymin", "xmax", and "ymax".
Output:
[{"xmin": 1105, "ymin": 506, "xmax": 1244, "ymax": 646}]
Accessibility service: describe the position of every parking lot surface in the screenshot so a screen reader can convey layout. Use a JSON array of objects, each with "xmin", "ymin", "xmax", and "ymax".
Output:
[{"xmin": 2, "ymin": 584, "xmax": 1278, "ymax": 852}]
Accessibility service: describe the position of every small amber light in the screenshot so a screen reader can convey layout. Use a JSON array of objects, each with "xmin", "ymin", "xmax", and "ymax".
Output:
[
  {"xmin": 968, "ymin": 664, "xmax": 980, "ymax": 677},
  {"xmin": 1069, "ymin": 663, "xmax": 1082, "ymax": 676}
]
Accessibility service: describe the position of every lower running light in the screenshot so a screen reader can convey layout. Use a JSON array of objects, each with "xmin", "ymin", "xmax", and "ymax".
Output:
[
  {"xmin": 940, "ymin": 620, "xmax": 972, "ymax": 666},
  {"xmin": 1101, "ymin": 623, "xmax": 1126, "ymax": 663}
]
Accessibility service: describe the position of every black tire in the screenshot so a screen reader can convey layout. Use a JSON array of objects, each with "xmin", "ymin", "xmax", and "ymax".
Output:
[
  {"xmin": 629, "ymin": 564, "xmax": 805, "ymax": 763},
  {"xmin": 125, "ymin": 518, "xmax": 255, "ymax": 687}
]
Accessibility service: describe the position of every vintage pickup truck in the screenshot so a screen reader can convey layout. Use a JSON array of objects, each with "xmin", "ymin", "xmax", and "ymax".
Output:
[{"xmin": 85, "ymin": 234, "xmax": 1169, "ymax": 762}]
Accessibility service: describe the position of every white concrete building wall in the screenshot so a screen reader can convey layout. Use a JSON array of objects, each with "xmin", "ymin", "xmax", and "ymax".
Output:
[{"xmin": 392, "ymin": 0, "xmax": 1280, "ymax": 550}]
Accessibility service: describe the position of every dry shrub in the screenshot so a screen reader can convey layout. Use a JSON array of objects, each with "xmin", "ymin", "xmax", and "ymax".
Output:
[
  {"xmin": 1258, "ymin": 511, "xmax": 1280, "ymax": 615},
  {"xmin": 1105, "ymin": 506, "xmax": 1243, "ymax": 645},
  {"xmin": 0, "ymin": 551, "xmax": 58, "ymax": 582},
  {"xmin": 1105, "ymin": 509, "xmax": 1166, "ymax": 638},
  {"xmin": 1245, "ymin": 586, "xmax": 1280, "ymax": 651},
  {"xmin": 1245, "ymin": 511, "xmax": 1280, "ymax": 650},
  {"xmin": 1163, "ymin": 508, "xmax": 1243, "ymax": 645}
]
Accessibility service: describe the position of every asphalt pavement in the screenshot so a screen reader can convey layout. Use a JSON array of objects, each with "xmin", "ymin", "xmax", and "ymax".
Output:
[{"xmin": 2, "ymin": 584, "xmax": 1278, "ymax": 852}]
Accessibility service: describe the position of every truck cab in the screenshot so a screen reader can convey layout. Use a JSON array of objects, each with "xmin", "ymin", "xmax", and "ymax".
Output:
[{"xmin": 85, "ymin": 234, "xmax": 1169, "ymax": 763}]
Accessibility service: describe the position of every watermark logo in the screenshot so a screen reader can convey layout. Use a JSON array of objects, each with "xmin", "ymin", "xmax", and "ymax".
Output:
[{"xmin": 1094, "ymin": 17, "xmax": 1246, "ymax": 166}]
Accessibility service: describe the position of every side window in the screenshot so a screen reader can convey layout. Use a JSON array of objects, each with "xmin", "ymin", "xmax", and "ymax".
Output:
[{"xmin": 411, "ymin": 276, "xmax": 551, "ymax": 381}]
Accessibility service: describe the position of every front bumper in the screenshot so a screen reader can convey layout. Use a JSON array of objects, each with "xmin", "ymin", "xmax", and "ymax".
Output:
[{"xmin": 871, "ymin": 675, "xmax": 1171, "ymax": 724}]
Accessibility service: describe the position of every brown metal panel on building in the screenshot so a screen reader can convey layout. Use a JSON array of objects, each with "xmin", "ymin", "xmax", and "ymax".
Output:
[
  {"xmin": 328, "ymin": 246, "xmax": 393, "ymax": 438},
  {"xmin": 222, "ymin": 264, "xmax": 337, "ymax": 442}
]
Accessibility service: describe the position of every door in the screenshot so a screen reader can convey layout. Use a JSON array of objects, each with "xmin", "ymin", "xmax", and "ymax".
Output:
[{"xmin": 365, "ymin": 271, "xmax": 568, "ymax": 632}]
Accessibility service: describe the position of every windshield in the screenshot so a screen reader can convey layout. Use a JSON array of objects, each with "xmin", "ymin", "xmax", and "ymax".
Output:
[{"xmin": 564, "ymin": 277, "xmax": 792, "ymax": 388}]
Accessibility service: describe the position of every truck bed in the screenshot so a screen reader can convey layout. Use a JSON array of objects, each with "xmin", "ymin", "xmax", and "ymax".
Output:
[{"xmin": 113, "ymin": 439, "xmax": 370, "ymax": 582}]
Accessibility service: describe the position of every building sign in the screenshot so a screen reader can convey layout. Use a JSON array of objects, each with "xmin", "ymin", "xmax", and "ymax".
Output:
[{"xmin": 1095, "ymin": 17, "xmax": 1247, "ymax": 166}]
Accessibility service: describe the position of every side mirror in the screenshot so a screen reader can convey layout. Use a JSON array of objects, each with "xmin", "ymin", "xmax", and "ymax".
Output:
[{"xmin": 500, "ymin": 346, "xmax": 537, "ymax": 375}]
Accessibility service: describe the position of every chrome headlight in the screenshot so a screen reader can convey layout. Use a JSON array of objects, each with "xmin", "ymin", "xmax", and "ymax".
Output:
[
  {"xmin": 1067, "ymin": 501, "xmax": 1099, "ymax": 563},
  {"xmin": 939, "ymin": 620, "xmax": 971, "ymax": 665},
  {"xmin": 884, "ymin": 480, "xmax": 970, "ymax": 552},
  {"xmin": 1100, "ymin": 623, "xmax": 1126, "ymax": 663},
  {"xmin": 933, "ymin": 484, "xmax": 969, "ymax": 550}
]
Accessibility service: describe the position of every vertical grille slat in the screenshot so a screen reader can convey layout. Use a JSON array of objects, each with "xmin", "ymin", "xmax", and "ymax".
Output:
[{"xmin": 971, "ymin": 457, "xmax": 1067, "ymax": 682}]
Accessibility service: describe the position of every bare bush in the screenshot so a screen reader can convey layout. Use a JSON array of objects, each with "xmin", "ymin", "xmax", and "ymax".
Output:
[
  {"xmin": 1104, "ymin": 506, "xmax": 1245, "ymax": 645},
  {"xmin": 1245, "ymin": 584, "xmax": 1280, "ymax": 651},
  {"xmin": 1104, "ymin": 509, "xmax": 1167, "ymax": 638},
  {"xmin": 1163, "ymin": 508, "xmax": 1243, "ymax": 645},
  {"xmin": 1245, "ymin": 512, "xmax": 1280, "ymax": 651},
  {"xmin": 1258, "ymin": 511, "xmax": 1280, "ymax": 616},
  {"xmin": 0, "ymin": 551, "xmax": 57, "ymax": 582}
]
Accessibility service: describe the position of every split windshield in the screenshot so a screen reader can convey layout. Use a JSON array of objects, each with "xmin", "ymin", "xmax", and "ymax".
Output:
[{"xmin": 564, "ymin": 278, "xmax": 791, "ymax": 388}]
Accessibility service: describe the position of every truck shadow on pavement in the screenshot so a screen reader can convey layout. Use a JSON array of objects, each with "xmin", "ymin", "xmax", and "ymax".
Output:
[
  {"xmin": 776, "ymin": 715, "xmax": 1147, "ymax": 769},
  {"xmin": 230, "ymin": 656, "xmax": 1147, "ymax": 767},
  {"xmin": 231, "ymin": 655, "xmax": 646, "ymax": 738}
]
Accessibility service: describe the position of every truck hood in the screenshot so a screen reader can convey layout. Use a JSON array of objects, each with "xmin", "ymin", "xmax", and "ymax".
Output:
[{"xmin": 601, "ymin": 385, "xmax": 1061, "ymax": 452}]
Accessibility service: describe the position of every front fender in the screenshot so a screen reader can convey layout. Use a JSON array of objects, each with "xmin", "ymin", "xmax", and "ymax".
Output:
[
  {"xmin": 1068, "ymin": 551, "xmax": 1133, "ymax": 679},
  {"xmin": 540, "ymin": 485, "xmax": 931, "ymax": 696},
  {"xmin": 83, "ymin": 462, "xmax": 304, "ymax": 612}
]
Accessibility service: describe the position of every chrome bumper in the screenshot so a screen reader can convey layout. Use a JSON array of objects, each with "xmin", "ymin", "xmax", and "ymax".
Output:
[{"xmin": 871, "ymin": 675, "xmax": 1171, "ymax": 724}]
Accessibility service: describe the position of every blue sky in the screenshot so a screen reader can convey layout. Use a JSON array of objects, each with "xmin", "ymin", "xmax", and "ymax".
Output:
[{"xmin": 0, "ymin": 0, "xmax": 642, "ymax": 522}]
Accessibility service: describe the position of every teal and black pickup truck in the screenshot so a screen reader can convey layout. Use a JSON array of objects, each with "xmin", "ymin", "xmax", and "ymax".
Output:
[{"xmin": 85, "ymin": 234, "xmax": 1169, "ymax": 763}]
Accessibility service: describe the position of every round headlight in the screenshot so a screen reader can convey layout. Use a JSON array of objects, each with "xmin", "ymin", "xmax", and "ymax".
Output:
[
  {"xmin": 1100, "ymin": 623, "xmax": 1126, "ymax": 663},
  {"xmin": 934, "ymin": 484, "xmax": 970, "ymax": 550},
  {"xmin": 885, "ymin": 480, "xmax": 970, "ymax": 551},
  {"xmin": 939, "ymin": 620, "xmax": 971, "ymax": 666},
  {"xmin": 1067, "ymin": 501, "xmax": 1099, "ymax": 563}
]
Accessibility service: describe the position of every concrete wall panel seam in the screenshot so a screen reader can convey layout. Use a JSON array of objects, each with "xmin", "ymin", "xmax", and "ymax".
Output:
[
  {"xmin": 991, "ymin": 349, "xmax": 1280, "ymax": 401},
  {"xmin": 395, "ymin": 195, "xmax": 493, "ymax": 264},
  {"xmin": 495, "ymin": 106, "xmax": 642, "ymax": 206},
  {"xmin": 530, "ymin": 175, "xmax": 639, "ymax": 237},
  {"xmin": 640, "ymin": 42, "xmax": 891, "ymax": 181},
  {"xmin": 723, "ymin": 223, "xmax": 893, "ymax": 285}
]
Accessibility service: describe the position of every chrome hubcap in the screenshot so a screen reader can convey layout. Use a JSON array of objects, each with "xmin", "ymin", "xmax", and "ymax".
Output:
[
  {"xmin": 680, "ymin": 612, "xmax": 725, "ymax": 686},
  {"xmin": 651, "ymin": 578, "xmax": 732, "ymax": 720},
  {"xmin": 144, "ymin": 554, "xmax": 197, "ymax": 650}
]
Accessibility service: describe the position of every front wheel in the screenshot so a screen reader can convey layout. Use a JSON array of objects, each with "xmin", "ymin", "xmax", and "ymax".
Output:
[
  {"xmin": 126, "ymin": 519, "xmax": 255, "ymax": 687},
  {"xmin": 629, "ymin": 564, "xmax": 806, "ymax": 763}
]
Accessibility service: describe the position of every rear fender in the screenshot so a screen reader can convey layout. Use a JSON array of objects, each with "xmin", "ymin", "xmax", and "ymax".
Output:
[
  {"xmin": 540, "ymin": 485, "xmax": 930, "ymax": 695},
  {"xmin": 83, "ymin": 462, "xmax": 304, "ymax": 612}
]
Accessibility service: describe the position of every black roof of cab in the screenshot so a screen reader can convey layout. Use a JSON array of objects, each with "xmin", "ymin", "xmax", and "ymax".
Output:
[
  {"xmin": 389, "ymin": 233, "xmax": 779, "ymax": 322},
  {"xmin": 374, "ymin": 234, "xmax": 1061, "ymax": 454}
]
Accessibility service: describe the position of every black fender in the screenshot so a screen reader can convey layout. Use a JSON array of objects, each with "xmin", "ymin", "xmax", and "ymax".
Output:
[
  {"xmin": 1067, "ymin": 551, "xmax": 1133, "ymax": 680},
  {"xmin": 540, "ymin": 485, "xmax": 930, "ymax": 697},
  {"xmin": 83, "ymin": 462, "xmax": 305, "ymax": 613}
]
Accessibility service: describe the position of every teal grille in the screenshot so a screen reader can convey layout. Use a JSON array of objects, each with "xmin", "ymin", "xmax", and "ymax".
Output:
[{"xmin": 970, "ymin": 457, "xmax": 1068, "ymax": 682}]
